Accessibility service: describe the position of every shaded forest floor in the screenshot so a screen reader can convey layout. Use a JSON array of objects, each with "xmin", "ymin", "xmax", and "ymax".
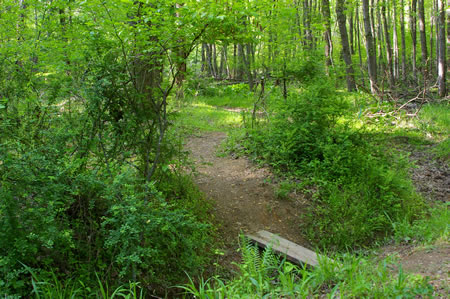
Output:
[{"xmin": 178, "ymin": 97, "xmax": 449, "ymax": 295}]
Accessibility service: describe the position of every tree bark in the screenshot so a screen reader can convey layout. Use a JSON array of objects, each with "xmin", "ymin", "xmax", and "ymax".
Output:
[
  {"xmin": 382, "ymin": 0, "xmax": 394, "ymax": 85},
  {"xmin": 212, "ymin": 43, "xmax": 218, "ymax": 78},
  {"xmin": 377, "ymin": 1, "xmax": 385, "ymax": 76},
  {"xmin": 303, "ymin": 0, "xmax": 313, "ymax": 50},
  {"xmin": 322, "ymin": 0, "xmax": 333, "ymax": 68},
  {"xmin": 336, "ymin": 0, "xmax": 356, "ymax": 91},
  {"xmin": 201, "ymin": 43, "xmax": 206, "ymax": 73},
  {"xmin": 418, "ymin": 0, "xmax": 428, "ymax": 73},
  {"xmin": 400, "ymin": 0, "xmax": 407, "ymax": 81},
  {"xmin": 411, "ymin": 0, "xmax": 418, "ymax": 80},
  {"xmin": 356, "ymin": 3, "xmax": 366, "ymax": 86},
  {"xmin": 437, "ymin": 0, "xmax": 447, "ymax": 96},
  {"xmin": 349, "ymin": 6, "xmax": 355, "ymax": 54},
  {"xmin": 244, "ymin": 44, "xmax": 254, "ymax": 90},
  {"xmin": 363, "ymin": 0, "xmax": 378, "ymax": 93},
  {"xmin": 393, "ymin": 0, "xmax": 400, "ymax": 80}
]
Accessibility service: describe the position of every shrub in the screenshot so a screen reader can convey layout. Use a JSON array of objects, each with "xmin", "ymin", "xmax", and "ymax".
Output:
[
  {"xmin": 101, "ymin": 174, "xmax": 211, "ymax": 287},
  {"xmin": 0, "ymin": 123, "xmax": 211, "ymax": 296},
  {"xmin": 237, "ymin": 82, "xmax": 423, "ymax": 249}
]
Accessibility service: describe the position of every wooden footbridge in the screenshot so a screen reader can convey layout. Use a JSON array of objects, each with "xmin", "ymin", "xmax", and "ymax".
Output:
[{"xmin": 246, "ymin": 230, "xmax": 331, "ymax": 268}]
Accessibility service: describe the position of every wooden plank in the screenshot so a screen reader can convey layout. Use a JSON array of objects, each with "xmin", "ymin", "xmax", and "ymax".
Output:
[{"xmin": 246, "ymin": 230, "xmax": 320, "ymax": 267}]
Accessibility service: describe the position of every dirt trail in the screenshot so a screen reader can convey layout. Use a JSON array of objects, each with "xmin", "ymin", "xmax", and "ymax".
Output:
[
  {"xmin": 186, "ymin": 131, "xmax": 449, "ymax": 294},
  {"xmin": 185, "ymin": 132, "xmax": 307, "ymax": 267}
]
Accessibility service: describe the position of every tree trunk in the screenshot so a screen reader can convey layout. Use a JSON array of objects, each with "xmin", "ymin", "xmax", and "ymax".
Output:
[
  {"xmin": 411, "ymin": 0, "xmax": 418, "ymax": 80},
  {"xmin": 377, "ymin": 1, "xmax": 385, "ymax": 76},
  {"xmin": 201, "ymin": 43, "xmax": 206, "ymax": 73},
  {"xmin": 336, "ymin": 0, "xmax": 356, "ymax": 91},
  {"xmin": 430, "ymin": 1, "xmax": 435, "ymax": 75},
  {"xmin": 303, "ymin": 0, "xmax": 313, "ymax": 49},
  {"xmin": 349, "ymin": 7, "xmax": 355, "ymax": 54},
  {"xmin": 233, "ymin": 44, "xmax": 237, "ymax": 79},
  {"xmin": 206, "ymin": 44, "xmax": 214, "ymax": 77},
  {"xmin": 322, "ymin": 0, "xmax": 333, "ymax": 68},
  {"xmin": 418, "ymin": 0, "xmax": 428, "ymax": 74},
  {"xmin": 437, "ymin": 0, "xmax": 447, "ymax": 96},
  {"xmin": 212, "ymin": 43, "xmax": 218, "ymax": 78},
  {"xmin": 244, "ymin": 44, "xmax": 254, "ymax": 91},
  {"xmin": 236, "ymin": 44, "xmax": 245, "ymax": 81},
  {"xmin": 356, "ymin": 3, "xmax": 366, "ymax": 86},
  {"xmin": 400, "ymin": 0, "xmax": 407, "ymax": 81},
  {"xmin": 363, "ymin": 0, "xmax": 378, "ymax": 93},
  {"xmin": 393, "ymin": 0, "xmax": 400, "ymax": 80},
  {"xmin": 382, "ymin": 1, "xmax": 394, "ymax": 86}
]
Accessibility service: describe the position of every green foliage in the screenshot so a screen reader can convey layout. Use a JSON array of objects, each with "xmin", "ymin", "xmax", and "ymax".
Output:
[
  {"xmin": 29, "ymin": 270, "xmax": 145, "ymax": 298},
  {"xmin": 102, "ymin": 175, "xmax": 210, "ymax": 285},
  {"xmin": 0, "ymin": 126, "xmax": 211, "ymax": 296},
  {"xmin": 284, "ymin": 54, "xmax": 325, "ymax": 84},
  {"xmin": 414, "ymin": 102, "xmax": 450, "ymax": 161},
  {"xmin": 180, "ymin": 239, "xmax": 434, "ymax": 298},
  {"xmin": 391, "ymin": 202, "xmax": 449, "ymax": 244},
  {"xmin": 416, "ymin": 102, "xmax": 450, "ymax": 137},
  {"xmin": 231, "ymin": 82, "xmax": 423, "ymax": 249}
]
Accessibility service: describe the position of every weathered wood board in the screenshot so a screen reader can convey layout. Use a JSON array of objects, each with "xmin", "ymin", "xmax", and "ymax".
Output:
[{"xmin": 246, "ymin": 230, "xmax": 321, "ymax": 267}]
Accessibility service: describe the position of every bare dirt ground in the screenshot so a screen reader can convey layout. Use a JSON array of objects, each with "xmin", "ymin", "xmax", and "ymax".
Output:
[{"xmin": 185, "ymin": 131, "xmax": 308, "ymax": 270}]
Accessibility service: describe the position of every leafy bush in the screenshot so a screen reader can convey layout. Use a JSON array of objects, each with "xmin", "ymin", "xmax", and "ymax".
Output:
[
  {"xmin": 102, "ymin": 174, "xmax": 210, "ymax": 286},
  {"xmin": 0, "ymin": 107, "xmax": 212, "ymax": 296},
  {"xmin": 236, "ymin": 82, "xmax": 423, "ymax": 249}
]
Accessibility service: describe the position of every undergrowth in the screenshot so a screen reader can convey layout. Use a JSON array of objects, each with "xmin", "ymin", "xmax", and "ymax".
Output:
[
  {"xmin": 224, "ymin": 81, "xmax": 424, "ymax": 249},
  {"xmin": 179, "ymin": 238, "xmax": 433, "ymax": 298},
  {"xmin": 391, "ymin": 202, "xmax": 449, "ymax": 244}
]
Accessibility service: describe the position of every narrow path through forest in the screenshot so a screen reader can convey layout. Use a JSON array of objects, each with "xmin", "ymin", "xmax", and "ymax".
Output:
[
  {"xmin": 185, "ymin": 131, "xmax": 308, "ymax": 268},
  {"xmin": 185, "ymin": 128, "xmax": 449, "ymax": 294}
]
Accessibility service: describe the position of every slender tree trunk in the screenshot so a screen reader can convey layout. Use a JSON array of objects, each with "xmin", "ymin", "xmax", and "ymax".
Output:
[
  {"xmin": 350, "ymin": 7, "xmax": 355, "ymax": 54},
  {"xmin": 244, "ymin": 44, "xmax": 254, "ymax": 90},
  {"xmin": 336, "ymin": 0, "xmax": 356, "ymax": 91},
  {"xmin": 411, "ymin": 0, "xmax": 418, "ymax": 80},
  {"xmin": 236, "ymin": 44, "xmax": 244, "ymax": 81},
  {"xmin": 223, "ymin": 45, "xmax": 230, "ymax": 78},
  {"xmin": 370, "ymin": 0, "xmax": 377, "ymax": 49},
  {"xmin": 377, "ymin": 2, "xmax": 385, "ymax": 79},
  {"xmin": 430, "ymin": 1, "xmax": 435, "ymax": 76},
  {"xmin": 219, "ymin": 46, "xmax": 224, "ymax": 80},
  {"xmin": 382, "ymin": 1, "xmax": 394, "ymax": 85},
  {"xmin": 212, "ymin": 43, "xmax": 218, "ymax": 78},
  {"xmin": 303, "ymin": 0, "xmax": 313, "ymax": 49},
  {"xmin": 233, "ymin": 44, "xmax": 237, "ymax": 79},
  {"xmin": 201, "ymin": 43, "xmax": 206, "ymax": 73},
  {"xmin": 418, "ymin": 0, "xmax": 428, "ymax": 74},
  {"xmin": 400, "ymin": 0, "xmax": 407, "ymax": 81},
  {"xmin": 363, "ymin": 0, "xmax": 378, "ymax": 92},
  {"xmin": 322, "ymin": 0, "xmax": 333, "ymax": 68},
  {"xmin": 393, "ymin": 0, "xmax": 400, "ymax": 80},
  {"xmin": 206, "ymin": 44, "xmax": 214, "ymax": 77},
  {"xmin": 356, "ymin": 4, "xmax": 366, "ymax": 86},
  {"xmin": 435, "ymin": 0, "xmax": 440, "ymax": 76},
  {"xmin": 437, "ymin": 0, "xmax": 447, "ymax": 96}
]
